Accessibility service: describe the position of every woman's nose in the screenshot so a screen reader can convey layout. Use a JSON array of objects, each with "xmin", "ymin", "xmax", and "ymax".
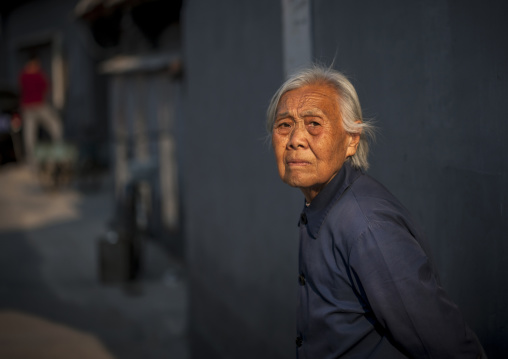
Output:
[{"xmin": 287, "ymin": 122, "xmax": 308, "ymax": 148}]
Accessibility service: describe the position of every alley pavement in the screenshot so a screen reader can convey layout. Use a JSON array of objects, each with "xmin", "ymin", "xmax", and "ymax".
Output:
[{"xmin": 0, "ymin": 163, "xmax": 188, "ymax": 359}]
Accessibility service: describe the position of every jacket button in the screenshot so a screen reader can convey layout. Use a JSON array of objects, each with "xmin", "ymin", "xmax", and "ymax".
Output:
[
  {"xmin": 296, "ymin": 336, "xmax": 303, "ymax": 347},
  {"xmin": 300, "ymin": 213, "xmax": 307, "ymax": 225},
  {"xmin": 299, "ymin": 274, "xmax": 306, "ymax": 286}
]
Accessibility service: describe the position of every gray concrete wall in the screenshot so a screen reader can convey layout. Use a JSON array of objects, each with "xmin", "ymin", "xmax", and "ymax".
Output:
[
  {"xmin": 313, "ymin": 0, "xmax": 508, "ymax": 357},
  {"xmin": 182, "ymin": 1, "xmax": 303, "ymax": 358},
  {"xmin": 0, "ymin": 19, "xmax": 11, "ymax": 86}
]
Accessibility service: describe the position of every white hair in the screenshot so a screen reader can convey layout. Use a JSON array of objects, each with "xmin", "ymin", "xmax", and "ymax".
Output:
[{"xmin": 267, "ymin": 65, "xmax": 375, "ymax": 170}]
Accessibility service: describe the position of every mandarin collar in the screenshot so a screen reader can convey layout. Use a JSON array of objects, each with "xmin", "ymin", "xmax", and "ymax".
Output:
[{"xmin": 300, "ymin": 161, "xmax": 363, "ymax": 238}]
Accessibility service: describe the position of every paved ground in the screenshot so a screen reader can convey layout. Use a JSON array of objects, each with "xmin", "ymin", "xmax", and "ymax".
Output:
[{"xmin": 0, "ymin": 163, "xmax": 189, "ymax": 359}]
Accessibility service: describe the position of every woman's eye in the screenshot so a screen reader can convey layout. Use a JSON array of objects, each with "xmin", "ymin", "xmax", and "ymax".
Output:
[
  {"xmin": 307, "ymin": 121, "xmax": 322, "ymax": 129},
  {"xmin": 275, "ymin": 121, "xmax": 293, "ymax": 135},
  {"xmin": 306, "ymin": 121, "xmax": 322, "ymax": 135}
]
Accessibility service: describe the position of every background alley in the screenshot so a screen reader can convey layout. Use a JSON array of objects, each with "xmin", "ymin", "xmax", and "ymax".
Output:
[{"xmin": 0, "ymin": 163, "xmax": 188, "ymax": 359}]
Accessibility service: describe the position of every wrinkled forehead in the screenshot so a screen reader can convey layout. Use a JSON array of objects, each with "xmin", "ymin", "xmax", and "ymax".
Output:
[{"xmin": 276, "ymin": 83, "xmax": 340, "ymax": 117}]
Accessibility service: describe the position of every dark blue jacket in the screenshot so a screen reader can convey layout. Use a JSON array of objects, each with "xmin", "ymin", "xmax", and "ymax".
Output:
[{"xmin": 296, "ymin": 162, "xmax": 485, "ymax": 358}]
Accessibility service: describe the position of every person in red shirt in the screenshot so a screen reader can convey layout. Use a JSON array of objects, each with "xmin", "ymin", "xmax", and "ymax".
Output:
[{"xmin": 19, "ymin": 53, "xmax": 62, "ymax": 162}]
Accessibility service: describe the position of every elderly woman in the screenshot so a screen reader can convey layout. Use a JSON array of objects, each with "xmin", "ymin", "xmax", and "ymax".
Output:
[{"xmin": 268, "ymin": 66, "xmax": 485, "ymax": 359}]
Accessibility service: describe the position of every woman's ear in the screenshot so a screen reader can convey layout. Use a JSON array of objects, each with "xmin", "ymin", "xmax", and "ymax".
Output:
[{"xmin": 346, "ymin": 132, "xmax": 361, "ymax": 157}]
